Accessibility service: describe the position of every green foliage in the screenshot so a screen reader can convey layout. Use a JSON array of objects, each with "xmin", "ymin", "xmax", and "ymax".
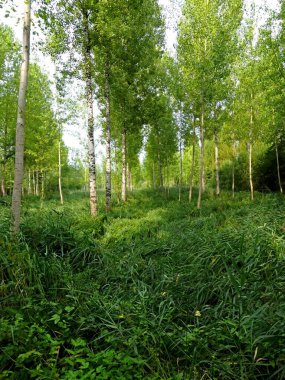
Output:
[
  {"xmin": 1, "ymin": 191, "xmax": 285, "ymax": 379},
  {"xmin": 0, "ymin": 23, "xmax": 20, "ymax": 196}
]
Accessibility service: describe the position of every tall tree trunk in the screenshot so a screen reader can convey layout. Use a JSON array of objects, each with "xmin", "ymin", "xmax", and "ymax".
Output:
[
  {"xmin": 83, "ymin": 10, "xmax": 97, "ymax": 216},
  {"xmin": 275, "ymin": 142, "xmax": 283, "ymax": 193},
  {"xmin": 197, "ymin": 105, "xmax": 205, "ymax": 209},
  {"xmin": 189, "ymin": 126, "xmax": 196, "ymax": 202},
  {"xmin": 105, "ymin": 62, "xmax": 112, "ymax": 212},
  {"xmin": 179, "ymin": 138, "xmax": 183, "ymax": 201},
  {"xmin": 58, "ymin": 139, "xmax": 64, "ymax": 204},
  {"xmin": 214, "ymin": 129, "xmax": 220, "ymax": 196},
  {"xmin": 121, "ymin": 127, "xmax": 127, "ymax": 203},
  {"xmin": 11, "ymin": 0, "xmax": 31, "ymax": 234}
]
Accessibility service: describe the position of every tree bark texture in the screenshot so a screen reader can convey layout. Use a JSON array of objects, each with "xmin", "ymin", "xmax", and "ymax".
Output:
[
  {"xmin": 105, "ymin": 62, "xmax": 112, "ymax": 211},
  {"xmin": 11, "ymin": 0, "xmax": 31, "ymax": 234},
  {"xmin": 83, "ymin": 10, "xmax": 97, "ymax": 216}
]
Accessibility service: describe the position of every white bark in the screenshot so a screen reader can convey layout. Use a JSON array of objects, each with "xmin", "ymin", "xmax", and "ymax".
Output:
[
  {"xmin": 83, "ymin": 10, "xmax": 97, "ymax": 216},
  {"xmin": 58, "ymin": 139, "xmax": 64, "ymax": 205},
  {"xmin": 214, "ymin": 129, "xmax": 220, "ymax": 196},
  {"xmin": 11, "ymin": 0, "xmax": 31, "ymax": 234},
  {"xmin": 105, "ymin": 63, "xmax": 111, "ymax": 211}
]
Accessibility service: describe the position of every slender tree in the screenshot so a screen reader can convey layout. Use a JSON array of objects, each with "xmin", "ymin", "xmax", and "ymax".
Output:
[
  {"xmin": 104, "ymin": 60, "xmax": 112, "ymax": 211},
  {"xmin": 178, "ymin": 0, "xmax": 243, "ymax": 207},
  {"xmin": 41, "ymin": 0, "xmax": 98, "ymax": 215},
  {"xmin": 11, "ymin": 0, "xmax": 31, "ymax": 234}
]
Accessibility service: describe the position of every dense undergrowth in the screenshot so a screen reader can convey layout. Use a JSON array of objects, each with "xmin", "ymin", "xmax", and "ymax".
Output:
[{"xmin": 1, "ymin": 189, "xmax": 285, "ymax": 379}]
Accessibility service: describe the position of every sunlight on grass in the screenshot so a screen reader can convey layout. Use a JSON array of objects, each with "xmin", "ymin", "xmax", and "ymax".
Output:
[{"xmin": 1, "ymin": 190, "xmax": 285, "ymax": 379}]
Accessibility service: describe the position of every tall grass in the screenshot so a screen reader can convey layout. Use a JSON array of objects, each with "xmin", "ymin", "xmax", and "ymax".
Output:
[{"xmin": 1, "ymin": 190, "xmax": 285, "ymax": 379}]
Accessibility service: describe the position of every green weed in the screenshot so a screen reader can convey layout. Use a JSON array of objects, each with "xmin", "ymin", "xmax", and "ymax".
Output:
[{"xmin": 1, "ymin": 190, "xmax": 285, "ymax": 379}]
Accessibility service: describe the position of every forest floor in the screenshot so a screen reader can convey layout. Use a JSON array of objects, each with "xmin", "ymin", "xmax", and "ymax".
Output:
[{"xmin": 1, "ymin": 189, "xmax": 285, "ymax": 379}]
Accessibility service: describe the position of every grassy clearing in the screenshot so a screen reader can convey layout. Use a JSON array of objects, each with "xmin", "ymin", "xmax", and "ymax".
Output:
[{"xmin": 1, "ymin": 189, "xmax": 285, "ymax": 379}]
